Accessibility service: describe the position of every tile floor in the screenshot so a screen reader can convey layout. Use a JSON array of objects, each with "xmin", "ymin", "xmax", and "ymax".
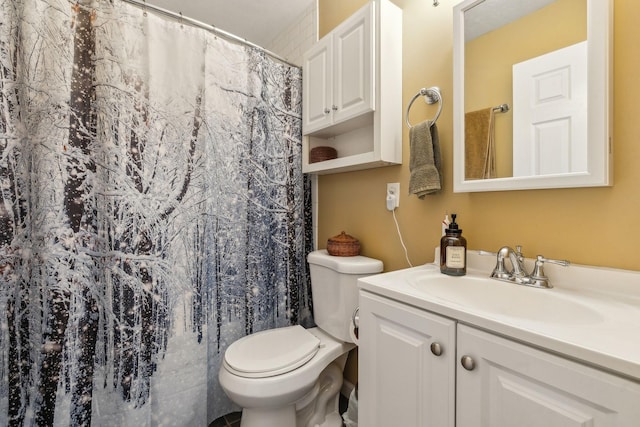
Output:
[{"xmin": 209, "ymin": 411, "xmax": 241, "ymax": 427}]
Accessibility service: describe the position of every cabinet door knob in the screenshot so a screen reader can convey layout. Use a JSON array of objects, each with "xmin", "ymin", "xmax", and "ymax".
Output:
[
  {"xmin": 460, "ymin": 355, "xmax": 476, "ymax": 371},
  {"xmin": 430, "ymin": 342, "xmax": 443, "ymax": 356},
  {"xmin": 324, "ymin": 108, "xmax": 331, "ymax": 114},
  {"xmin": 332, "ymin": 105, "xmax": 338, "ymax": 111}
]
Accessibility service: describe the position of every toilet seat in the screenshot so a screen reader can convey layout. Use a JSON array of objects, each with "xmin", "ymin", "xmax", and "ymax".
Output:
[{"xmin": 224, "ymin": 325, "xmax": 320, "ymax": 378}]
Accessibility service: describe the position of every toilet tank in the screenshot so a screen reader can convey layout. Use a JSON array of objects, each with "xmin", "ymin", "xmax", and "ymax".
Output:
[{"xmin": 307, "ymin": 250, "xmax": 383, "ymax": 342}]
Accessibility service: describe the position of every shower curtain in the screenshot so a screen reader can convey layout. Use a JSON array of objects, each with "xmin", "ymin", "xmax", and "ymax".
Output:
[{"xmin": 0, "ymin": 0, "xmax": 313, "ymax": 425}]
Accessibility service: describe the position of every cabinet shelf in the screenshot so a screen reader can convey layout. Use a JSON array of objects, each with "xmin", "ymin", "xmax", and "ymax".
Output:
[
  {"xmin": 305, "ymin": 152, "xmax": 389, "ymax": 175},
  {"xmin": 304, "ymin": 113, "xmax": 399, "ymax": 174}
]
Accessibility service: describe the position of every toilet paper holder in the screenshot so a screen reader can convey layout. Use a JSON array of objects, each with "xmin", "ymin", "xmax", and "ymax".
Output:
[{"xmin": 351, "ymin": 307, "xmax": 360, "ymax": 341}]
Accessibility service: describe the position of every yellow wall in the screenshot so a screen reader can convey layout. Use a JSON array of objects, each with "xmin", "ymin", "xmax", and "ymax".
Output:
[
  {"xmin": 317, "ymin": 0, "xmax": 640, "ymax": 273},
  {"xmin": 465, "ymin": 0, "xmax": 586, "ymax": 178}
]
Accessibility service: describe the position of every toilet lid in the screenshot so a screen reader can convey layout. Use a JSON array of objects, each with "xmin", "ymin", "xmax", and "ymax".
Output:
[{"xmin": 224, "ymin": 325, "xmax": 320, "ymax": 378}]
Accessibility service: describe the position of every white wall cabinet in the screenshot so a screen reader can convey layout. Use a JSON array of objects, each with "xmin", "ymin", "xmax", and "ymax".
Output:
[
  {"xmin": 302, "ymin": 0, "xmax": 402, "ymax": 174},
  {"xmin": 303, "ymin": 6, "xmax": 372, "ymax": 134},
  {"xmin": 359, "ymin": 291, "xmax": 640, "ymax": 426}
]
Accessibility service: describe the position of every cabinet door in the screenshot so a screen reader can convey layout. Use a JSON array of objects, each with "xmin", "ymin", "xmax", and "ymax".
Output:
[
  {"xmin": 457, "ymin": 324, "xmax": 640, "ymax": 427},
  {"xmin": 302, "ymin": 36, "xmax": 332, "ymax": 134},
  {"xmin": 359, "ymin": 291, "xmax": 456, "ymax": 427},
  {"xmin": 332, "ymin": 2, "xmax": 373, "ymax": 125}
]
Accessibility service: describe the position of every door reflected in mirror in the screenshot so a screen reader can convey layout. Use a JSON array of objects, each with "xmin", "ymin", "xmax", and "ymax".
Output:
[{"xmin": 453, "ymin": 0, "xmax": 612, "ymax": 192}]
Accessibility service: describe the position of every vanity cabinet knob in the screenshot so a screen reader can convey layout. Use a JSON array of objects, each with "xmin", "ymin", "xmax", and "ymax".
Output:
[
  {"xmin": 430, "ymin": 342, "xmax": 443, "ymax": 356},
  {"xmin": 332, "ymin": 105, "xmax": 338, "ymax": 111},
  {"xmin": 324, "ymin": 108, "xmax": 331, "ymax": 114},
  {"xmin": 461, "ymin": 355, "xmax": 476, "ymax": 371}
]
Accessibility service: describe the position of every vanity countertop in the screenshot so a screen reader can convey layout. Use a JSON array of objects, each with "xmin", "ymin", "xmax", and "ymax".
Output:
[{"xmin": 358, "ymin": 250, "xmax": 640, "ymax": 381}]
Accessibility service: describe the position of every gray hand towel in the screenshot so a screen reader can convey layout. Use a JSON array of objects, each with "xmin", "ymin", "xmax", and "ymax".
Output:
[{"xmin": 409, "ymin": 120, "xmax": 442, "ymax": 198}]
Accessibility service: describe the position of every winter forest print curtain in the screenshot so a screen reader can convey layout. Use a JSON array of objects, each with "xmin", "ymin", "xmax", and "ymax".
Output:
[{"xmin": 0, "ymin": 0, "xmax": 313, "ymax": 425}]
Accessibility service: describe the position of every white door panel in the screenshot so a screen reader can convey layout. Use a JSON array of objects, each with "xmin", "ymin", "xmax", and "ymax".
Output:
[
  {"xmin": 456, "ymin": 324, "xmax": 640, "ymax": 427},
  {"xmin": 359, "ymin": 292, "xmax": 456, "ymax": 427},
  {"xmin": 333, "ymin": 5, "xmax": 373, "ymax": 124},
  {"xmin": 303, "ymin": 38, "xmax": 332, "ymax": 132}
]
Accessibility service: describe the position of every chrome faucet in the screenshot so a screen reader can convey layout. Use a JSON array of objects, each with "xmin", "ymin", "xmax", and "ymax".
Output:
[
  {"xmin": 491, "ymin": 246, "xmax": 524, "ymax": 281},
  {"xmin": 490, "ymin": 246, "xmax": 570, "ymax": 289}
]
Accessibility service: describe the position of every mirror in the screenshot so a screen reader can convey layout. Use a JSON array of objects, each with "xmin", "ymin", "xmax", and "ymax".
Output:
[{"xmin": 453, "ymin": 0, "xmax": 612, "ymax": 192}]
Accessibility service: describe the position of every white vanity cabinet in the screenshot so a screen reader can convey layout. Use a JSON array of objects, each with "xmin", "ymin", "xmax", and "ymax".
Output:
[
  {"xmin": 358, "ymin": 291, "xmax": 456, "ymax": 427},
  {"xmin": 302, "ymin": 0, "xmax": 402, "ymax": 174},
  {"xmin": 359, "ymin": 291, "xmax": 640, "ymax": 426},
  {"xmin": 456, "ymin": 324, "xmax": 640, "ymax": 427}
]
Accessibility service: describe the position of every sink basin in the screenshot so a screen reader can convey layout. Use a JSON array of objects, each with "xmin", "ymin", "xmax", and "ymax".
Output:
[{"xmin": 405, "ymin": 268, "xmax": 604, "ymax": 325}]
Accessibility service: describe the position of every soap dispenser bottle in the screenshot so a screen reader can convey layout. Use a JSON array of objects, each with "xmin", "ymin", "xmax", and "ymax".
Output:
[{"xmin": 440, "ymin": 213, "xmax": 467, "ymax": 276}]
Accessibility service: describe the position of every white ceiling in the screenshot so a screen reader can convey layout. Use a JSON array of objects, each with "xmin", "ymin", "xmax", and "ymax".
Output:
[
  {"xmin": 146, "ymin": 0, "xmax": 315, "ymax": 48},
  {"xmin": 464, "ymin": 0, "xmax": 557, "ymax": 41},
  {"xmin": 143, "ymin": 0, "xmax": 559, "ymax": 49}
]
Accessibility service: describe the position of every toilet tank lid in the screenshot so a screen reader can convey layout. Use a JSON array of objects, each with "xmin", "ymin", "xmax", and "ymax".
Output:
[{"xmin": 308, "ymin": 250, "xmax": 383, "ymax": 275}]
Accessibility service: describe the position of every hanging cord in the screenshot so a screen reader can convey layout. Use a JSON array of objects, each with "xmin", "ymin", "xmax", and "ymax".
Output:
[{"xmin": 392, "ymin": 210, "xmax": 413, "ymax": 267}]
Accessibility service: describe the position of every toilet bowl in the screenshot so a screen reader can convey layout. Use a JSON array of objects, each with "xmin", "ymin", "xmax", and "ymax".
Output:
[
  {"xmin": 218, "ymin": 250, "xmax": 383, "ymax": 427},
  {"xmin": 219, "ymin": 327, "xmax": 353, "ymax": 427}
]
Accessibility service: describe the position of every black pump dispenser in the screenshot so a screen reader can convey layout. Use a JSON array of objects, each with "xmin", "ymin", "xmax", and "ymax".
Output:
[
  {"xmin": 440, "ymin": 213, "xmax": 467, "ymax": 276},
  {"xmin": 448, "ymin": 214, "xmax": 461, "ymax": 232}
]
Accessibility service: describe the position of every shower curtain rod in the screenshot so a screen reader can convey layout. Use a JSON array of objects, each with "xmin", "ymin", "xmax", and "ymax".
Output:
[{"xmin": 120, "ymin": 0, "xmax": 299, "ymax": 68}]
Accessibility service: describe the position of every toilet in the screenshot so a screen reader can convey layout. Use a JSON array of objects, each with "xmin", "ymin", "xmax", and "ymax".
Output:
[{"xmin": 218, "ymin": 249, "xmax": 383, "ymax": 427}]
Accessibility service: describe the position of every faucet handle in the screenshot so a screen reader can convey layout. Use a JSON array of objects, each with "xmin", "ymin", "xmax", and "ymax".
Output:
[
  {"xmin": 538, "ymin": 256, "xmax": 570, "ymax": 267},
  {"xmin": 529, "ymin": 255, "xmax": 570, "ymax": 288},
  {"xmin": 513, "ymin": 245, "xmax": 527, "ymax": 268}
]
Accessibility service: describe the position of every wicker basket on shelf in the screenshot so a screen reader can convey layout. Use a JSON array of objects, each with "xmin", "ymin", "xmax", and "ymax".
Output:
[
  {"xmin": 326, "ymin": 231, "xmax": 361, "ymax": 256},
  {"xmin": 310, "ymin": 146, "xmax": 337, "ymax": 163}
]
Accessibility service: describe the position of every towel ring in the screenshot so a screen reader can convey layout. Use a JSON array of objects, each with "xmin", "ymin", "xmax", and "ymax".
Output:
[{"xmin": 405, "ymin": 86, "xmax": 443, "ymax": 128}]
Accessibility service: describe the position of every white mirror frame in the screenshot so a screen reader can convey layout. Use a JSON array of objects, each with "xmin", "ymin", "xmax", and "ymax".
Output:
[{"xmin": 453, "ymin": 0, "xmax": 613, "ymax": 192}]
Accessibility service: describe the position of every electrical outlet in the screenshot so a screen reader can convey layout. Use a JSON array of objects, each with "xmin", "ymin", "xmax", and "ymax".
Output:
[{"xmin": 386, "ymin": 182, "xmax": 400, "ymax": 210}]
